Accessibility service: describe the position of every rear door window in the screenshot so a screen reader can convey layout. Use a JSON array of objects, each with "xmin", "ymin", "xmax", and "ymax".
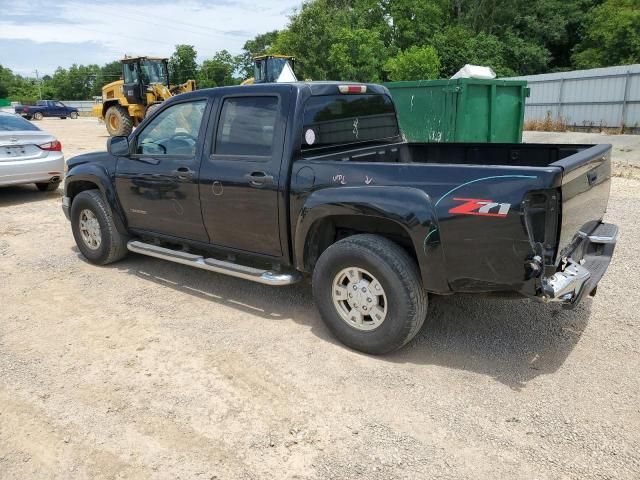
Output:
[
  {"xmin": 302, "ymin": 94, "xmax": 399, "ymax": 151},
  {"xmin": 214, "ymin": 96, "xmax": 278, "ymax": 157}
]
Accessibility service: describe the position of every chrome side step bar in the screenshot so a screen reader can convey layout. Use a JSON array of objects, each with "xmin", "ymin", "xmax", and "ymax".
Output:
[{"xmin": 127, "ymin": 240, "xmax": 302, "ymax": 286}]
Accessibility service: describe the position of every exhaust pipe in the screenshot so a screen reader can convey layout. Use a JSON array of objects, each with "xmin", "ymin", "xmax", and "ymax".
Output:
[{"xmin": 50, "ymin": 176, "xmax": 60, "ymax": 183}]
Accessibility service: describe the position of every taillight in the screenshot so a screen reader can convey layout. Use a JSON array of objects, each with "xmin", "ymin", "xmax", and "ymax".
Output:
[
  {"xmin": 338, "ymin": 85, "xmax": 367, "ymax": 94},
  {"xmin": 23, "ymin": 107, "xmax": 29, "ymax": 112},
  {"xmin": 38, "ymin": 140, "xmax": 62, "ymax": 151}
]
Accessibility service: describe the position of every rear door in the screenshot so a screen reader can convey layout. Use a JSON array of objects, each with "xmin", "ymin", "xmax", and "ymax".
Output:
[{"xmin": 199, "ymin": 93, "xmax": 289, "ymax": 257}]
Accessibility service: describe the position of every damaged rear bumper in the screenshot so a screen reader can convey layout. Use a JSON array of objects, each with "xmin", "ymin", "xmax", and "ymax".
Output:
[{"xmin": 539, "ymin": 222, "xmax": 618, "ymax": 308}]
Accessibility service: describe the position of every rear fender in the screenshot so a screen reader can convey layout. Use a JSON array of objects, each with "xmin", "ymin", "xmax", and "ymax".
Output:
[{"xmin": 294, "ymin": 186, "xmax": 450, "ymax": 293}]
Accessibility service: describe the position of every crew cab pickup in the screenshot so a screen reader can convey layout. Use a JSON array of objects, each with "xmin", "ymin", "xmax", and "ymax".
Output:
[
  {"xmin": 15, "ymin": 100, "xmax": 79, "ymax": 120},
  {"xmin": 62, "ymin": 82, "xmax": 618, "ymax": 354}
]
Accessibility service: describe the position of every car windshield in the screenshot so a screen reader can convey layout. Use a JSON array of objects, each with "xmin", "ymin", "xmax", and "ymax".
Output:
[
  {"xmin": 140, "ymin": 60, "xmax": 168, "ymax": 85},
  {"xmin": 0, "ymin": 114, "xmax": 40, "ymax": 131}
]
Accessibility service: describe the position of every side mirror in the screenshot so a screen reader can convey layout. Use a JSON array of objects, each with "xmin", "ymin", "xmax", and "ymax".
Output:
[{"xmin": 107, "ymin": 136, "xmax": 130, "ymax": 156}]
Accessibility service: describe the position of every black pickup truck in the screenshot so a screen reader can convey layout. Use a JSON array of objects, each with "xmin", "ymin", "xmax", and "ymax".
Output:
[{"xmin": 62, "ymin": 82, "xmax": 618, "ymax": 354}]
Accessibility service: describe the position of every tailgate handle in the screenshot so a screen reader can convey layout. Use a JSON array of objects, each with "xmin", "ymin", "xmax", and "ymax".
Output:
[{"xmin": 587, "ymin": 170, "xmax": 598, "ymax": 185}]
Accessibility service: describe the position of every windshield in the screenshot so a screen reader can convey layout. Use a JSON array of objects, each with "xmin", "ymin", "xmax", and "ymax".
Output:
[
  {"xmin": 139, "ymin": 60, "xmax": 168, "ymax": 85},
  {"xmin": 302, "ymin": 94, "xmax": 400, "ymax": 151},
  {"xmin": 0, "ymin": 114, "xmax": 40, "ymax": 131}
]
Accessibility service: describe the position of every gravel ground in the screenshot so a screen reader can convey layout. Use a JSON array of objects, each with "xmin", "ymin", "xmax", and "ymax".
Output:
[{"xmin": 1, "ymin": 118, "xmax": 639, "ymax": 479}]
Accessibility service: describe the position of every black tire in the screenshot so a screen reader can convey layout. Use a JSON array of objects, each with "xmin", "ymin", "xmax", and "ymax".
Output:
[
  {"xmin": 33, "ymin": 112, "xmax": 43, "ymax": 120},
  {"xmin": 60, "ymin": 116, "xmax": 66, "ymax": 119},
  {"xmin": 36, "ymin": 181, "xmax": 60, "ymax": 192},
  {"xmin": 70, "ymin": 189, "xmax": 128, "ymax": 265},
  {"xmin": 145, "ymin": 103, "xmax": 162, "ymax": 118},
  {"xmin": 69, "ymin": 112, "xmax": 79, "ymax": 119},
  {"xmin": 312, "ymin": 234, "xmax": 428, "ymax": 354},
  {"xmin": 105, "ymin": 105, "xmax": 133, "ymax": 136},
  {"xmin": 25, "ymin": 115, "xmax": 32, "ymax": 120}
]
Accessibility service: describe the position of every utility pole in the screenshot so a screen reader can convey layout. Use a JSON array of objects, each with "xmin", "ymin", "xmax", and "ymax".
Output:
[{"xmin": 34, "ymin": 69, "xmax": 42, "ymax": 100}]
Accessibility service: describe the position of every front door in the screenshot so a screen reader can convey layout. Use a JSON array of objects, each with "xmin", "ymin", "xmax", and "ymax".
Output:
[
  {"xmin": 199, "ymin": 94, "xmax": 288, "ymax": 257},
  {"xmin": 115, "ymin": 99, "xmax": 209, "ymax": 242}
]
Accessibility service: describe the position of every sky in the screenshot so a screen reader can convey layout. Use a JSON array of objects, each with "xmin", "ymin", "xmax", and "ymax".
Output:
[{"xmin": 0, "ymin": 0, "xmax": 301, "ymax": 76}]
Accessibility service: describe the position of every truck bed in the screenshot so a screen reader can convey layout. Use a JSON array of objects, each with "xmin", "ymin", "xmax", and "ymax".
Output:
[
  {"xmin": 296, "ymin": 140, "xmax": 612, "ymax": 293},
  {"xmin": 303, "ymin": 141, "xmax": 597, "ymax": 168}
]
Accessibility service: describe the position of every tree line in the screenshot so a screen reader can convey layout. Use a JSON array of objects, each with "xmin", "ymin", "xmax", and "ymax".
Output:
[{"xmin": 1, "ymin": 0, "xmax": 638, "ymax": 102}]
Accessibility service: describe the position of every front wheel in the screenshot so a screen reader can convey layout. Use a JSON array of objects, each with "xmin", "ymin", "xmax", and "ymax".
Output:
[
  {"xmin": 69, "ymin": 112, "xmax": 78, "ymax": 119},
  {"xmin": 312, "ymin": 234, "xmax": 428, "ymax": 354},
  {"xmin": 70, "ymin": 190, "xmax": 128, "ymax": 265}
]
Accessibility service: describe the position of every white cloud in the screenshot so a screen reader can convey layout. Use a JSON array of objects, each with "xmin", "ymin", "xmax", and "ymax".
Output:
[{"xmin": 0, "ymin": 0, "xmax": 300, "ymax": 75}]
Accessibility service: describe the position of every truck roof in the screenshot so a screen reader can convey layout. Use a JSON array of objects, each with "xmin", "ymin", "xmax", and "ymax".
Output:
[{"xmin": 169, "ymin": 81, "xmax": 390, "ymax": 103}]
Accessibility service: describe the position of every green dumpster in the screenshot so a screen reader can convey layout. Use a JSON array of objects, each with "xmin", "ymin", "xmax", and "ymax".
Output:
[
  {"xmin": 0, "ymin": 99, "xmax": 10, "ymax": 107},
  {"xmin": 384, "ymin": 78, "xmax": 529, "ymax": 143}
]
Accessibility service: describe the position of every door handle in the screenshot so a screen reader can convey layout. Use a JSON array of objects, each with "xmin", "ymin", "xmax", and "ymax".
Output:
[
  {"xmin": 245, "ymin": 171, "xmax": 274, "ymax": 187},
  {"xmin": 172, "ymin": 166, "xmax": 194, "ymax": 180}
]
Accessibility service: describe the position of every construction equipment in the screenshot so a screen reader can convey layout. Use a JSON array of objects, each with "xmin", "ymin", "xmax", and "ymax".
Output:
[
  {"xmin": 93, "ymin": 56, "xmax": 196, "ymax": 136},
  {"xmin": 241, "ymin": 55, "xmax": 297, "ymax": 85}
]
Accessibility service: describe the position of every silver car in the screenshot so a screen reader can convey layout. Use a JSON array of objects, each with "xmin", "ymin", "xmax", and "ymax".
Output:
[{"xmin": 0, "ymin": 112, "xmax": 64, "ymax": 191}]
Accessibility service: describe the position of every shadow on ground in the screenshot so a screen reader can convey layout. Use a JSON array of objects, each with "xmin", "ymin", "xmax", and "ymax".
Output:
[
  {"xmin": 0, "ymin": 184, "xmax": 61, "ymax": 207},
  {"xmin": 82, "ymin": 250, "xmax": 590, "ymax": 391}
]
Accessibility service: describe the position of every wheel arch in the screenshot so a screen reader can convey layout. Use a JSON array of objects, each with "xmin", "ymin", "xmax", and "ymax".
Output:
[
  {"xmin": 65, "ymin": 169, "xmax": 128, "ymax": 235},
  {"xmin": 294, "ymin": 186, "xmax": 450, "ymax": 293}
]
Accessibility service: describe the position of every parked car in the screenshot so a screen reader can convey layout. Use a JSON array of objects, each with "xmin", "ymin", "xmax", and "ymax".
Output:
[
  {"xmin": 15, "ymin": 100, "xmax": 79, "ymax": 120},
  {"xmin": 0, "ymin": 112, "xmax": 64, "ymax": 191},
  {"xmin": 62, "ymin": 83, "xmax": 617, "ymax": 354}
]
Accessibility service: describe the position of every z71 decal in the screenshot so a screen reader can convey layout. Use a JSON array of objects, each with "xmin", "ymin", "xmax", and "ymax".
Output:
[{"xmin": 448, "ymin": 197, "xmax": 511, "ymax": 217}]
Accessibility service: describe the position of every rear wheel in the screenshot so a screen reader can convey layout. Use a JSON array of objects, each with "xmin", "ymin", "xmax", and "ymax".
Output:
[
  {"xmin": 105, "ymin": 105, "xmax": 133, "ymax": 136},
  {"xmin": 312, "ymin": 234, "xmax": 428, "ymax": 354},
  {"xmin": 36, "ymin": 181, "xmax": 60, "ymax": 192},
  {"xmin": 33, "ymin": 112, "xmax": 43, "ymax": 120},
  {"xmin": 70, "ymin": 190, "xmax": 128, "ymax": 265},
  {"xmin": 69, "ymin": 111, "xmax": 79, "ymax": 119}
]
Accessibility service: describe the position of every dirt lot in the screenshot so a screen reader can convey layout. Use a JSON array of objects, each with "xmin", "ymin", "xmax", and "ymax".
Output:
[{"xmin": 1, "ymin": 118, "xmax": 639, "ymax": 479}]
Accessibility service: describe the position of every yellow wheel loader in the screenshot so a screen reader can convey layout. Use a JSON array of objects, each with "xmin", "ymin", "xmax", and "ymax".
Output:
[
  {"xmin": 241, "ymin": 55, "xmax": 297, "ymax": 85},
  {"xmin": 93, "ymin": 56, "xmax": 196, "ymax": 136}
]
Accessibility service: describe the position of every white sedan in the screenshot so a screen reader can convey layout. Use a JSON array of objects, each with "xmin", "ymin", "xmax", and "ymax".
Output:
[{"xmin": 0, "ymin": 112, "xmax": 64, "ymax": 191}]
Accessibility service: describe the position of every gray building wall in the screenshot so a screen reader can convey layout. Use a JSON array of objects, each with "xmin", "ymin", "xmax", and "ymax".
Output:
[{"xmin": 509, "ymin": 64, "xmax": 640, "ymax": 130}]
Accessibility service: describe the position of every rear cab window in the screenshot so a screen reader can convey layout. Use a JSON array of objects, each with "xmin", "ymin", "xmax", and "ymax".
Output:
[{"xmin": 301, "ymin": 93, "xmax": 400, "ymax": 152}]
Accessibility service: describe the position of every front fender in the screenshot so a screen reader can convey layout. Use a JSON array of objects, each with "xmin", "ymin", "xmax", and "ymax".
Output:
[
  {"xmin": 64, "ymin": 164, "xmax": 127, "ymax": 234},
  {"xmin": 294, "ymin": 186, "xmax": 450, "ymax": 293}
]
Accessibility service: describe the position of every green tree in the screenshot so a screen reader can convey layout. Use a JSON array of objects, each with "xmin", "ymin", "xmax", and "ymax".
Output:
[
  {"xmin": 199, "ymin": 50, "xmax": 240, "ymax": 88},
  {"xmin": 328, "ymin": 28, "xmax": 387, "ymax": 81},
  {"xmin": 384, "ymin": 45, "xmax": 441, "ymax": 81},
  {"xmin": 432, "ymin": 27, "xmax": 515, "ymax": 77},
  {"xmin": 384, "ymin": 0, "xmax": 447, "ymax": 51},
  {"xmin": 93, "ymin": 61, "xmax": 122, "ymax": 96},
  {"xmin": 240, "ymin": 30, "xmax": 280, "ymax": 78},
  {"xmin": 572, "ymin": 0, "xmax": 640, "ymax": 68},
  {"xmin": 169, "ymin": 44, "xmax": 198, "ymax": 84}
]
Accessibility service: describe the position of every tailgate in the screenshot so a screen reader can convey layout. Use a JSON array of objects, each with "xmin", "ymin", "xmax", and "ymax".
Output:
[{"xmin": 552, "ymin": 144, "xmax": 612, "ymax": 257}]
